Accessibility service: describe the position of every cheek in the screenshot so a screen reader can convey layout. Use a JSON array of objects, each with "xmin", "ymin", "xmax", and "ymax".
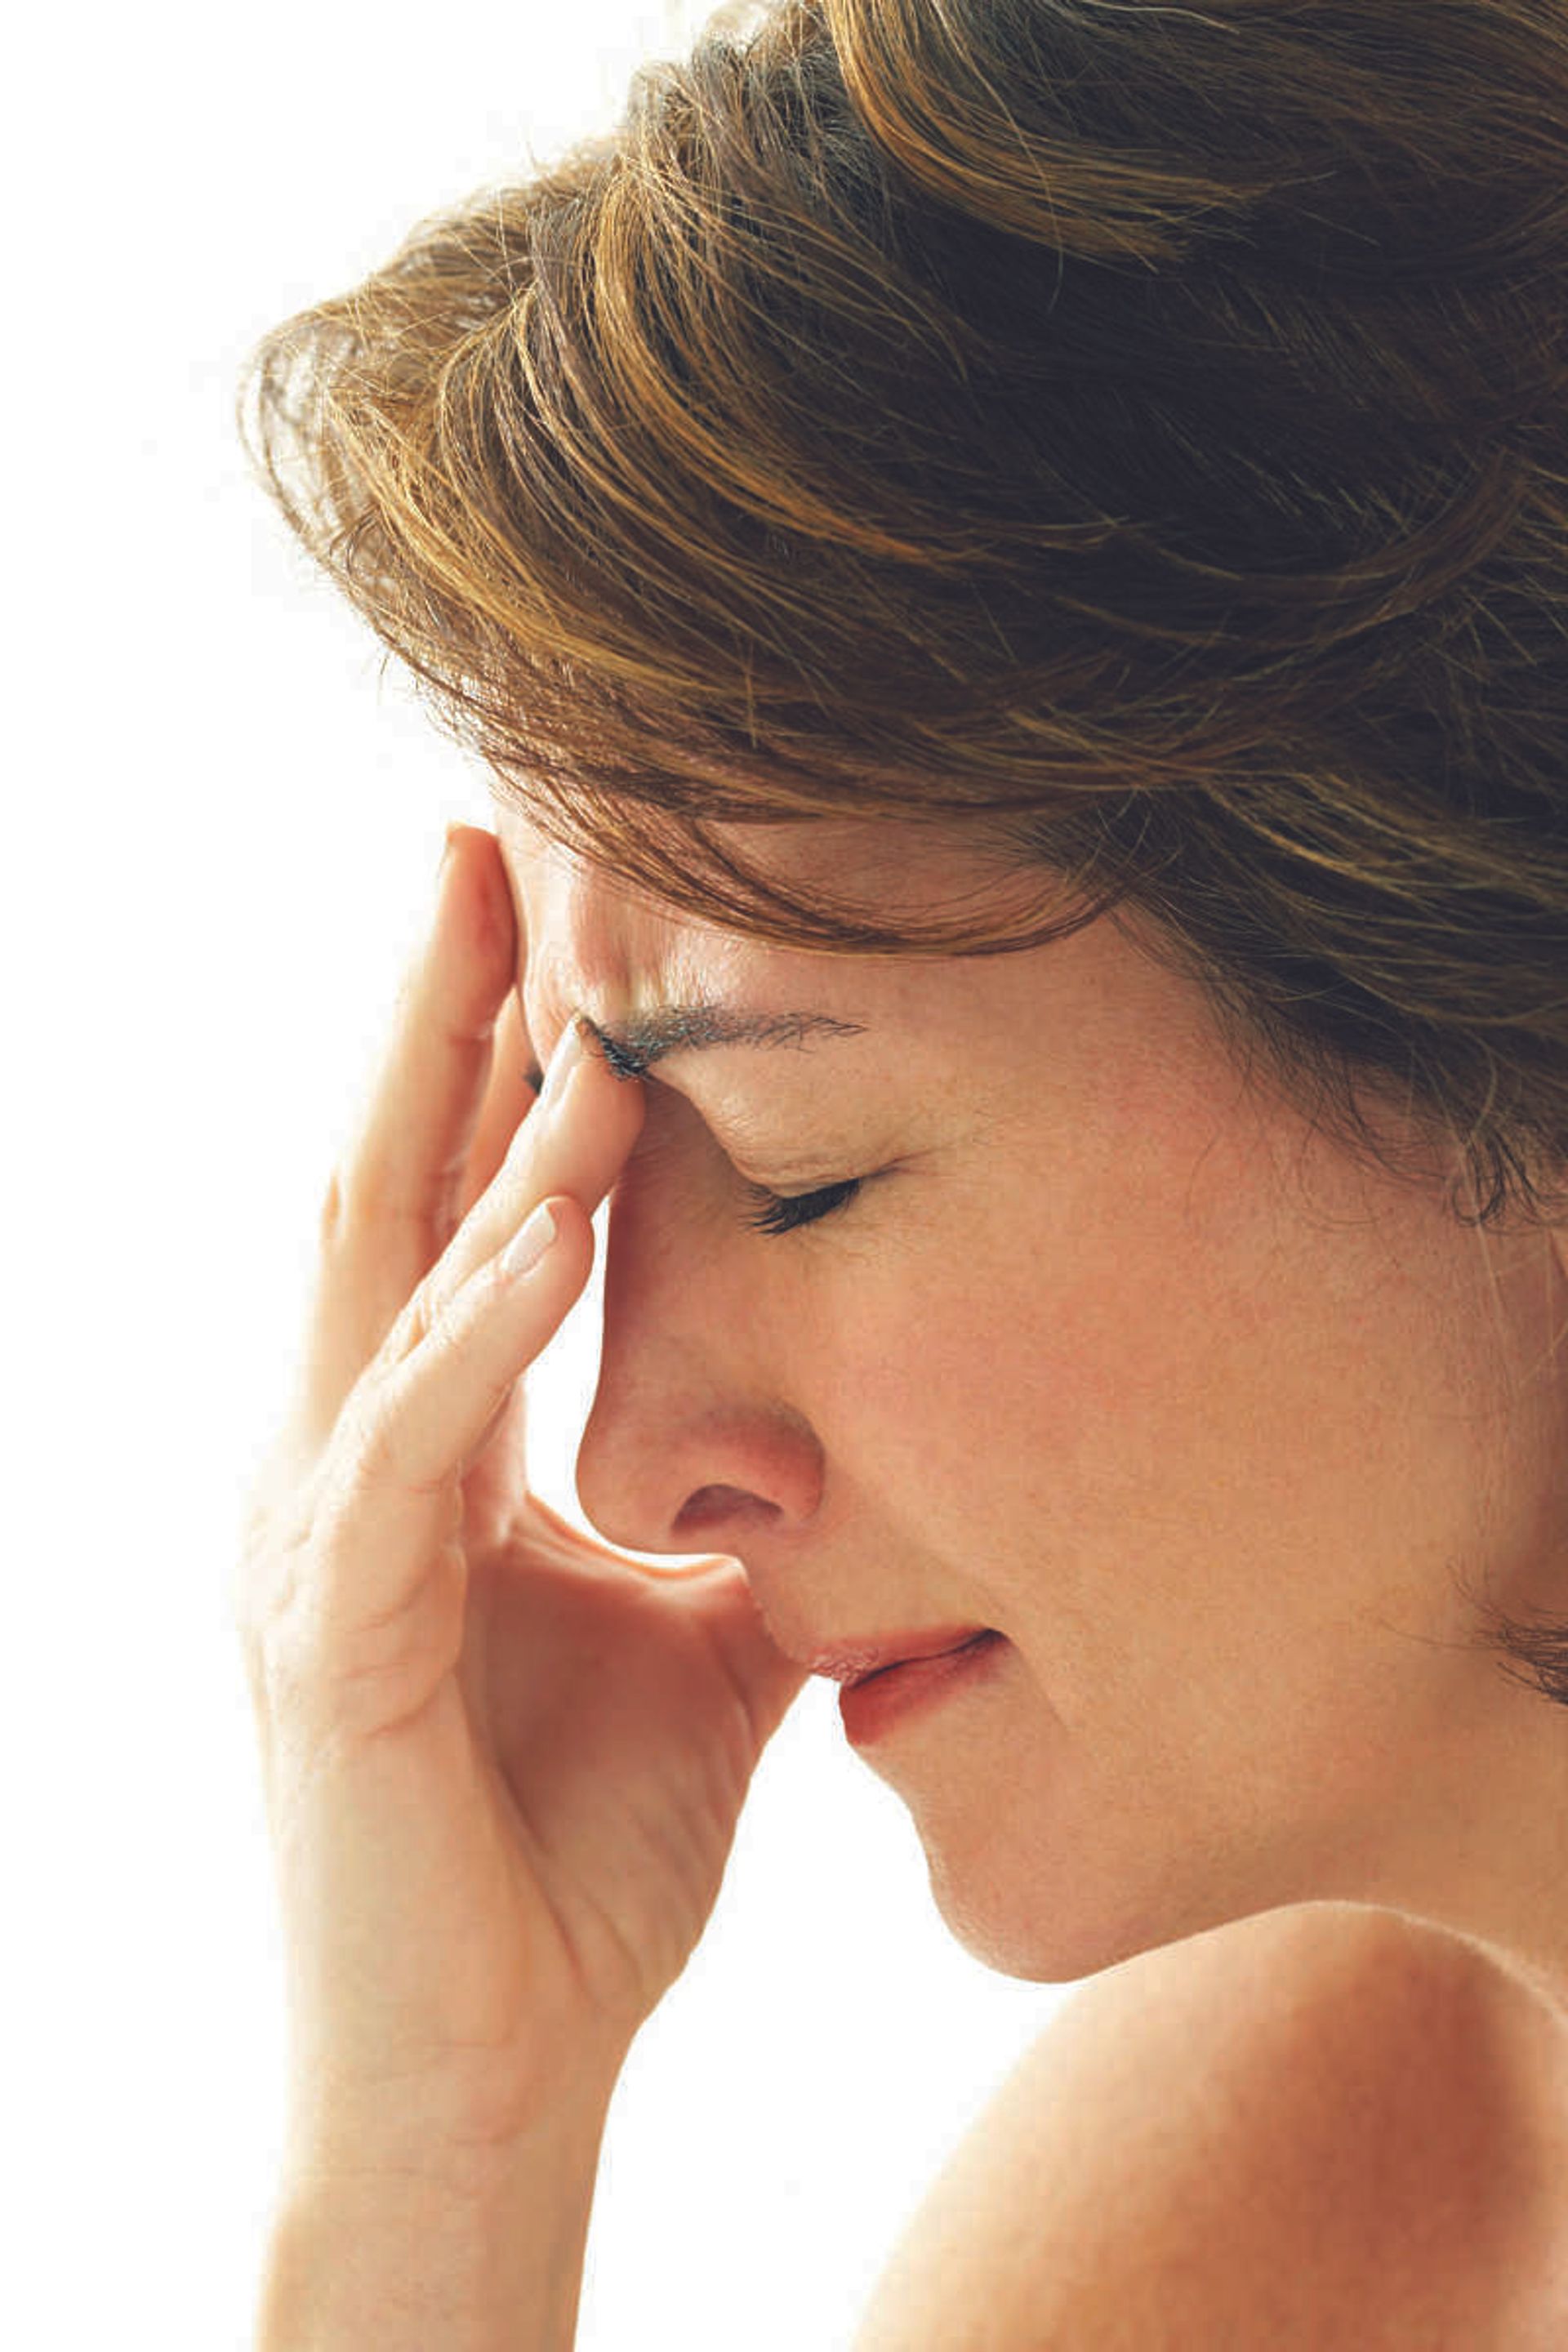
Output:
[
  {"xmin": 802, "ymin": 1130, "xmax": 1244, "ymax": 1508},
  {"xmin": 803, "ymin": 1113, "xmax": 1444, "ymax": 1642}
]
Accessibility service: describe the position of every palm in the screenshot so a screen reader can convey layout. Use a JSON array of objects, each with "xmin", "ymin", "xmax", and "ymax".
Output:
[{"xmin": 464, "ymin": 1505, "xmax": 797, "ymax": 2032}]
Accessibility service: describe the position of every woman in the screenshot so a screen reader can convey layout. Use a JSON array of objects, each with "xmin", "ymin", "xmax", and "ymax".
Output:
[{"xmin": 237, "ymin": 0, "xmax": 1568, "ymax": 2341}]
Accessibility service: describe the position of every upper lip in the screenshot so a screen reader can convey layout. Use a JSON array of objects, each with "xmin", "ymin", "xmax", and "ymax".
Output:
[{"xmin": 803, "ymin": 1626, "xmax": 995, "ymax": 1688}]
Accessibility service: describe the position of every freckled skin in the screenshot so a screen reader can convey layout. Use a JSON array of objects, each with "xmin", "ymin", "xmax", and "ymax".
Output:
[{"xmin": 495, "ymin": 804, "xmax": 1568, "ymax": 2008}]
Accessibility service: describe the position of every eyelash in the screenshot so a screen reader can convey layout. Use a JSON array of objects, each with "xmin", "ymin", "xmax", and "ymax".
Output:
[{"xmin": 740, "ymin": 1177, "xmax": 864, "ymax": 1236}]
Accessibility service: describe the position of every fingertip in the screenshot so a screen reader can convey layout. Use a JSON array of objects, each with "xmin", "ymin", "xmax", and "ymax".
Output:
[
  {"xmin": 479, "ymin": 826, "xmax": 521, "ymax": 950},
  {"xmin": 445, "ymin": 823, "xmax": 518, "ymax": 973},
  {"xmin": 443, "ymin": 820, "xmax": 492, "ymax": 861}
]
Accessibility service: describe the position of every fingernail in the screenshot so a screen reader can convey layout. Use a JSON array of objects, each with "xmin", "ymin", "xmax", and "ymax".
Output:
[
  {"xmin": 439, "ymin": 822, "xmax": 462, "ymax": 880},
  {"xmin": 501, "ymin": 1200, "xmax": 557, "ymax": 1281}
]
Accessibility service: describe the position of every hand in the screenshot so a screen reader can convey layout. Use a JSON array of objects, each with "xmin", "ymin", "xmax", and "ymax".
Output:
[{"xmin": 233, "ymin": 825, "xmax": 808, "ymax": 2179}]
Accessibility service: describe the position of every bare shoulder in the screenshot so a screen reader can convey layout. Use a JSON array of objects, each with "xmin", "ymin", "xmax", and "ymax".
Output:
[{"xmin": 852, "ymin": 1903, "xmax": 1568, "ymax": 2350}]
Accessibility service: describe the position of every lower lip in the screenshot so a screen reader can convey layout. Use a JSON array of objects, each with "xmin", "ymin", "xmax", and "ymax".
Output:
[{"xmin": 838, "ymin": 1632, "xmax": 1006, "ymax": 1747}]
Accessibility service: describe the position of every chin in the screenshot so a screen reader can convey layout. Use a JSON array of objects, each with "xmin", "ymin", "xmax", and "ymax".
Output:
[
  {"xmin": 920, "ymin": 1831, "xmax": 1312, "ymax": 1987},
  {"xmin": 924, "ymin": 1852, "xmax": 1157, "ymax": 1981}
]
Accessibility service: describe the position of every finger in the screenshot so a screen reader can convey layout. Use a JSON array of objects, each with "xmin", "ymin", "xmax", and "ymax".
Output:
[
  {"xmin": 300, "ymin": 825, "xmax": 518, "ymax": 1439},
  {"xmin": 377, "ymin": 1018, "xmax": 642, "ymax": 1369},
  {"xmin": 310, "ymin": 1195, "xmax": 595, "ymax": 1700},
  {"xmin": 456, "ymin": 987, "xmax": 542, "ymax": 1228},
  {"xmin": 348, "ymin": 822, "xmax": 516, "ymax": 1281},
  {"xmin": 450, "ymin": 1377, "xmax": 532, "ymax": 1561}
]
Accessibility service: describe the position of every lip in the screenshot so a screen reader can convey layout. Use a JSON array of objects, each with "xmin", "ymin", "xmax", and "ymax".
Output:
[
  {"xmin": 804, "ymin": 1624, "xmax": 996, "ymax": 1687},
  {"xmin": 836, "ymin": 1630, "xmax": 1005, "ymax": 1746}
]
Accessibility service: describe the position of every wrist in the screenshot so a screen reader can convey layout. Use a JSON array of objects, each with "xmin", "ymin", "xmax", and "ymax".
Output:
[{"xmin": 257, "ymin": 2087, "xmax": 618, "ymax": 2352}]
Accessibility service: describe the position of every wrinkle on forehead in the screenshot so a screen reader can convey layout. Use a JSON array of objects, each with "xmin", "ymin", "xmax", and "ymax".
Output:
[
  {"xmin": 497, "ymin": 810, "xmax": 798, "ymax": 1055},
  {"xmin": 492, "ymin": 800, "xmax": 1069, "ymax": 1074}
]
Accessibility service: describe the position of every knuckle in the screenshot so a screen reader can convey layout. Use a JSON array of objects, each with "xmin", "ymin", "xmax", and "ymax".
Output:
[
  {"xmin": 337, "ymin": 1385, "xmax": 403, "ymax": 1491},
  {"xmin": 230, "ymin": 1436, "xmax": 468, "ymax": 1749},
  {"xmin": 231, "ymin": 1499, "xmax": 281, "ymax": 1637},
  {"xmin": 232, "ymin": 1474, "xmax": 311, "ymax": 1621},
  {"xmin": 407, "ymin": 1264, "xmax": 470, "ymax": 1365},
  {"xmin": 327, "ymin": 1161, "xmax": 385, "ymax": 1239},
  {"xmin": 321, "ymin": 1160, "xmax": 420, "ymax": 1250},
  {"xmin": 228, "ymin": 1534, "xmax": 265, "ymax": 1638},
  {"xmin": 381, "ymin": 1276, "xmax": 439, "ymax": 1371},
  {"xmin": 316, "ymin": 1159, "xmax": 424, "ymax": 1256},
  {"xmin": 334, "ymin": 1379, "xmax": 445, "ymax": 1505},
  {"xmin": 409, "ymin": 1270, "xmax": 448, "ymax": 1351},
  {"xmin": 233, "ymin": 1461, "xmax": 472, "ymax": 1759},
  {"xmin": 318, "ymin": 1165, "xmax": 346, "ymax": 1251},
  {"xmin": 229, "ymin": 1526, "xmax": 312, "ymax": 1722}
]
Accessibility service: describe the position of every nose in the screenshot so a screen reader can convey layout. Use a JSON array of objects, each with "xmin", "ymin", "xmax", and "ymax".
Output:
[{"xmin": 573, "ymin": 1158, "xmax": 825, "ymax": 1558}]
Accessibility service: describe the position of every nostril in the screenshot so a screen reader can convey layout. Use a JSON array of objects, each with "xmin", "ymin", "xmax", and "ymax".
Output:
[{"xmin": 672, "ymin": 1486, "xmax": 783, "ymax": 1541}]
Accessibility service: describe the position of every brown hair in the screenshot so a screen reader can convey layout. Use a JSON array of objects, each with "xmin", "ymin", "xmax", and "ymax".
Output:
[{"xmin": 240, "ymin": 0, "xmax": 1568, "ymax": 1689}]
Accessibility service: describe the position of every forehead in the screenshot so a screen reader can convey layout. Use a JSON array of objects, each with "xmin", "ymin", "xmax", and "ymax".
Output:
[
  {"xmin": 492, "ymin": 804, "xmax": 1029, "ymax": 1040},
  {"xmin": 495, "ymin": 805, "xmax": 797, "ymax": 1026},
  {"xmin": 489, "ymin": 800, "xmax": 1248, "ymax": 1134}
]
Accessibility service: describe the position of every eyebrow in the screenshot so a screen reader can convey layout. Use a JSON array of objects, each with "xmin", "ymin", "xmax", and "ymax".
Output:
[{"xmin": 577, "ymin": 1004, "xmax": 867, "ymax": 1080}]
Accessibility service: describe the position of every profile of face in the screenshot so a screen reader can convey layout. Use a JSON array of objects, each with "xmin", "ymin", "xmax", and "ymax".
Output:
[{"xmin": 497, "ymin": 804, "xmax": 1568, "ymax": 1990}]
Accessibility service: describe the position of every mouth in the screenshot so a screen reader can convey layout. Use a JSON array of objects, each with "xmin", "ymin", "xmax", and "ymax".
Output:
[
  {"xmin": 835, "ymin": 1629, "xmax": 1007, "ymax": 1746},
  {"xmin": 805, "ymin": 1625, "xmax": 999, "ymax": 1688}
]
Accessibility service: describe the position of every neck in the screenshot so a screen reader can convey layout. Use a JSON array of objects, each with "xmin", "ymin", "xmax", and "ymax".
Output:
[{"xmin": 1373, "ymin": 1668, "xmax": 1568, "ymax": 2028}]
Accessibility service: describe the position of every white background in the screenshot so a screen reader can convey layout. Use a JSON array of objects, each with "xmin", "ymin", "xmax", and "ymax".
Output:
[{"xmin": 6, "ymin": 4, "xmax": 1066, "ymax": 2344}]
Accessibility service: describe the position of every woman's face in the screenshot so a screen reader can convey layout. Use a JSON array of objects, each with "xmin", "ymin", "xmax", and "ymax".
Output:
[{"xmin": 497, "ymin": 806, "xmax": 1568, "ymax": 1984}]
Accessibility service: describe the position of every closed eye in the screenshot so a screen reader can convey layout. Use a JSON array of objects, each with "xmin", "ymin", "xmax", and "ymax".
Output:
[{"xmin": 740, "ymin": 1176, "xmax": 864, "ymax": 1236}]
